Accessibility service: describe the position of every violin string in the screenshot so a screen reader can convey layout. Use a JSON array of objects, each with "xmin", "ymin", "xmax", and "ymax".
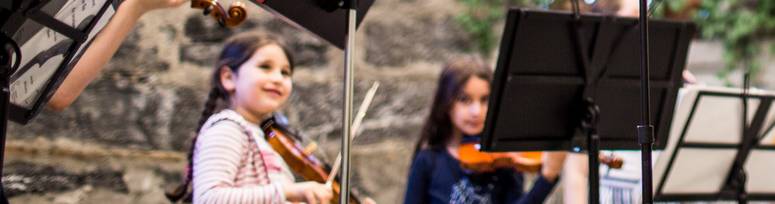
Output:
[{"xmin": 326, "ymin": 81, "xmax": 380, "ymax": 187}]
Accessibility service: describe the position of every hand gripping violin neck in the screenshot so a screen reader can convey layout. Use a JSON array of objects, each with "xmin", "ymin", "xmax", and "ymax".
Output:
[{"xmin": 261, "ymin": 117, "xmax": 362, "ymax": 204}]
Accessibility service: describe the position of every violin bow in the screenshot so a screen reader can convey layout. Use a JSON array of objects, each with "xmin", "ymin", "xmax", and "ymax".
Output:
[{"xmin": 326, "ymin": 81, "xmax": 380, "ymax": 187}]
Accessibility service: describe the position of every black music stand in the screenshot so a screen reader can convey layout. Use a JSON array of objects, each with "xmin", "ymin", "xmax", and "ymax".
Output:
[
  {"xmin": 1, "ymin": 0, "xmax": 119, "ymax": 202},
  {"xmin": 653, "ymin": 86, "xmax": 775, "ymax": 203},
  {"xmin": 255, "ymin": 0, "xmax": 374, "ymax": 50},
  {"xmin": 480, "ymin": 8, "xmax": 694, "ymax": 204},
  {"xmin": 250, "ymin": 0, "xmax": 374, "ymax": 203}
]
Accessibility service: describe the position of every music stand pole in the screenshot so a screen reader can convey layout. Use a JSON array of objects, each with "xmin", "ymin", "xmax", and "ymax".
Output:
[
  {"xmin": 340, "ymin": 0, "xmax": 357, "ymax": 203},
  {"xmin": 0, "ymin": 35, "xmax": 13, "ymax": 204},
  {"xmin": 637, "ymin": 0, "xmax": 655, "ymax": 203},
  {"xmin": 581, "ymin": 99, "xmax": 601, "ymax": 204}
]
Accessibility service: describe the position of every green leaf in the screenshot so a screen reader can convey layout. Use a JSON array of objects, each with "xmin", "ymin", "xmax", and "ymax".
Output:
[{"xmin": 666, "ymin": 0, "xmax": 687, "ymax": 11}]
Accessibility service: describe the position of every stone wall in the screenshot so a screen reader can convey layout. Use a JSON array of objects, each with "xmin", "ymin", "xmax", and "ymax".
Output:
[
  {"xmin": 4, "ymin": 0, "xmax": 774, "ymax": 203},
  {"xmin": 6, "ymin": 0, "xmax": 473, "ymax": 203}
]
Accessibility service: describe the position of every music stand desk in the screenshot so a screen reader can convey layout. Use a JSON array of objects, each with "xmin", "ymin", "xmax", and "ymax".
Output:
[{"xmin": 654, "ymin": 85, "xmax": 775, "ymax": 201}]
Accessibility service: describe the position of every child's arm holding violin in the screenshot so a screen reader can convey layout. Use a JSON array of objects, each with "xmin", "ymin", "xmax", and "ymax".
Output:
[
  {"xmin": 509, "ymin": 151, "xmax": 567, "ymax": 204},
  {"xmin": 193, "ymin": 121, "xmax": 332, "ymax": 204},
  {"xmin": 47, "ymin": 0, "xmax": 185, "ymax": 111},
  {"xmin": 540, "ymin": 151, "xmax": 568, "ymax": 182}
]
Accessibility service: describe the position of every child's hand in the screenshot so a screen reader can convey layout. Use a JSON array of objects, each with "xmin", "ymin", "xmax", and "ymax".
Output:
[
  {"xmin": 361, "ymin": 197, "xmax": 378, "ymax": 204},
  {"xmin": 284, "ymin": 181, "xmax": 333, "ymax": 204},
  {"xmin": 541, "ymin": 151, "xmax": 568, "ymax": 182},
  {"xmin": 124, "ymin": 0, "xmax": 186, "ymax": 15}
]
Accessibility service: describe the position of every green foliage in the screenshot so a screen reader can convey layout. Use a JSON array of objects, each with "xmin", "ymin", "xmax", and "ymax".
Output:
[
  {"xmin": 454, "ymin": 0, "xmax": 554, "ymax": 56},
  {"xmin": 689, "ymin": 0, "xmax": 775, "ymax": 85},
  {"xmin": 456, "ymin": 0, "xmax": 775, "ymax": 85}
]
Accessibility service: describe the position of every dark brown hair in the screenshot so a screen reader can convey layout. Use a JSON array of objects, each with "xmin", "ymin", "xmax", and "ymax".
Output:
[
  {"xmin": 413, "ymin": 55, "xmax": 493, "ymax": 157},
  {"xmin": 166, "ymin": 32, "xmax": 294, "ymax": 202}
]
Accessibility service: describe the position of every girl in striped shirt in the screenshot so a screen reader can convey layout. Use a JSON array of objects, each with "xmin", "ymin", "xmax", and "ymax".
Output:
[{"xmin": 167, "ymin": 32, "xmax": 332, "ymax": 204}]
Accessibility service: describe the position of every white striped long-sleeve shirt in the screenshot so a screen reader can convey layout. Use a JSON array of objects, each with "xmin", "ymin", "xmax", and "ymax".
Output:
[{"xmin": 193, "ymin": 109, "xmax": 295, "ymax": 204}]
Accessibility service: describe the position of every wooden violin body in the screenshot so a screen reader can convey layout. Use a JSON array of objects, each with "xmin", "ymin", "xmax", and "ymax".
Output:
[
  {"xmin": 458, "ymin": 143, "xmax": 543, "ymax": 173},
  {"xmin": 458, "ymin": 137, "xmax": 623, "ymax": 173},
  {"xmin": 261, "ymin": 118, "xmax": 361, "ymax": 204}
]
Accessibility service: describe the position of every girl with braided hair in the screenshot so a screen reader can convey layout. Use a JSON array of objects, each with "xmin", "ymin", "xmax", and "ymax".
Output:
[{"xmin": 166, "ymin": 32, "xmax": 332, "ymax": 204}]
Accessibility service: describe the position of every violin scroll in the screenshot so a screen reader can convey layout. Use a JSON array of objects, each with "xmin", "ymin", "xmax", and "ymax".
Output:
[{"xmin": 191, "ymin": 0, "xmax": 247, "ymax": 27}]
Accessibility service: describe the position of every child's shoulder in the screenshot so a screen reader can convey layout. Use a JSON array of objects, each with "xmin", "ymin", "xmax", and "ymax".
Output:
[
  {"xmin": 196, "ymin": 110, "xmax": 257, "ymax": 146},
  {"xmin": 413, "ymin": 147, "xmax": 446, "ymax": 163},
  {"xmin": 198, "ymin": 109, "xmax": 256, "ymax": 138},
  {"xmin": 201, "ymin": 109, "xmax": 249, "ymax": 130}
]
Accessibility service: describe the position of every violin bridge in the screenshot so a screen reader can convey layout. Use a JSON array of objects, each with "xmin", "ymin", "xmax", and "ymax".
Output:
[{"xmin": 303, "ymin": 142, "xmax": 318, "ymax": 155}]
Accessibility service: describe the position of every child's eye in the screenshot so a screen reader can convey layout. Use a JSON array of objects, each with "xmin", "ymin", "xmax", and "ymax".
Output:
[
  {"xmin": 258, "ymin": 65, "xmax": 271, "ymax": 70},
  {"xmin": 457, "ymin": 95, "xmax": 472, "ymax": 104},
  {"xmin": 281, "ymin": 69, "xmax": 292, "ymax": 77}
]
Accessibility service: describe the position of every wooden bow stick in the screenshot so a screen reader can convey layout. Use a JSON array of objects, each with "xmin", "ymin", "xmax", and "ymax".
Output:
[{"xmin": 326, "ymin": 81, "xmax": 380, "ymax": 187}]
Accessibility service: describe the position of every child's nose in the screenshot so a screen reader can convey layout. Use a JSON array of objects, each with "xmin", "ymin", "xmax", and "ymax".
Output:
[
  {"xmin": 267, "ymin": 69, "xmax": 284, "ymax": 81},
  {"xmin": 469, "ymin": 103, "xmax": 481, "ymax": 115}
]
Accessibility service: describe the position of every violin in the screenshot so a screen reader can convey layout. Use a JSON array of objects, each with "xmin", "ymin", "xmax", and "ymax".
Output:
[
  {"xmin": 191, "ymin": 0, "xmax": 247, "ymax": 27},
  {"xmin": 458, "ymin": 143, "xmax": 543, "ymax": 173},
  {"xmin": 261, "ymin": 117, "xmax": 362, "ymax": 204},
  {"xmin": 458, "ymin": 136, "xmax": 623, "ymax": 173}
]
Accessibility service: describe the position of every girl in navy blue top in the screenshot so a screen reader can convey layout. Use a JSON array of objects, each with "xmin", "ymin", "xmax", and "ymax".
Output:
[{"xmin": 404, "ymin": 56, "xmax": 567, "ymax": 204}]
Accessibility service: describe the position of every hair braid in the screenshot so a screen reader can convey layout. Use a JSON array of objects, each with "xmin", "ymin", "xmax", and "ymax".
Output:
[{"xmin": 165, "ymin": 86, "xmax": 223, "ymax": 202}]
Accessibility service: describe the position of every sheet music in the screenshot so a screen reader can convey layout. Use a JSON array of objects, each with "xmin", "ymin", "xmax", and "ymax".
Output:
[
  {"xmin": 662, "ymin": 149, "xmax": 737, "ymax": 194},
  {"xmin": 684, "ymin": 96, "xmax": 759, "ymax": 144},
  {"xmin": 653, "ymin": 85, "xmax": 775, "ymax": 199},
  {"xmin": 748, "ymin": 107, "xmax": 775, "ymax": 194},
  {"xmin": 762, "ymin": 106, "xmax": 775, "ymax": 144},
  {"xmin": 9, "ymin": 0, "xmax": 114, "ymax": 108},
  {"xmin": 601, "ymin": 86, "xmax": 775, "ymax": 202},
  {"xmin": 10, "ymin": 26, "xmax": 71, "ymax": 108},
  {"xmin": 746, "ymin": 150, "xmax": 775, "ymax": 194},
  {"xmin": 68, "ymin": 0, "xmax": 115, "ymax": 64},
  {"xmin": 762, "ymin": 127, "xmax": 775, "ymax": 145}
]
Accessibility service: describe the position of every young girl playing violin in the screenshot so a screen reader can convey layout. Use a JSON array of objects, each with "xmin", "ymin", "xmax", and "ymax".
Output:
[
  {"xmin": 166, "ymin": 32, "xmax": 333, "ymax": 204},
  {"xmin": 404, "ymin": 56, "xmax": 567, "ymax": 204}
]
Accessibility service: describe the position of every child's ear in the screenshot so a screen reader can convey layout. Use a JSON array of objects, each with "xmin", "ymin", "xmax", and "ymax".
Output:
[{"xmin": 219, "ymin": 66, "xmax": 237, "ymax": 93}]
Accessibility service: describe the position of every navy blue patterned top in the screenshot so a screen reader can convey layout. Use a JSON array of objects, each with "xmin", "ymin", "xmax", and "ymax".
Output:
[{"xmin": 404, "ymin": 146, "xmax": 557, "ymax": 204}]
